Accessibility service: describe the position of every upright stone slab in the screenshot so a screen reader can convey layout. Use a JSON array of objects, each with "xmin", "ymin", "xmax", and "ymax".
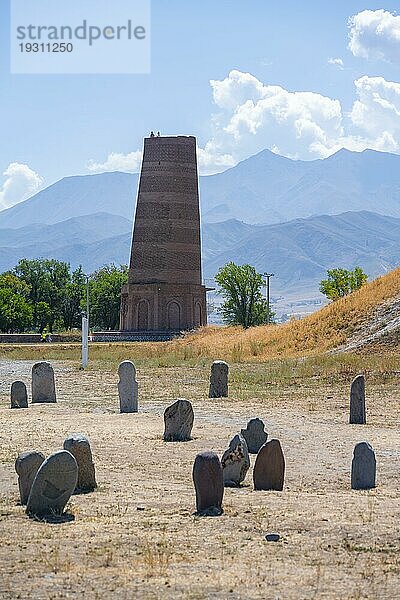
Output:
[
  {"xmin": 209, "ymin": 360, "xmax": 228, "ymax": 398},
  {"xmin": 349, "ymin": 374, "xmax": 366, "ymax": 424},
  {"xmin": 11, "ymin": 381, "xmax": 28, "ymax": 409},
  {"xmin": 118, "ymin": 360, "xmax": 138, "ymax": 413},
  {"xmin": 351, "ymin": 442, "xmax": 376, "ymax": 490},
  {"xmin": 15, "ymin": 451, "xmax": 45, "ymax": 505},
  {"xmin": 26, "ymin": 450, "xmax": 78, "ymax": 518},
  {"xmin": 241, "ymin": 418, "xmax": 268, "ymax": 454},
  {"xmin": 193, "ymin": 451, "xmax": 224, "ymax": 516},
  {"xmin": 253, "ymin": 439, "xmax": 285, "ymax": 491},
  {"xmin": 221, "ymin": 433, "xmax": 250, "ymax": 487},
  {"xmin": 63, "ymin": 433, "xmax": 97, "ymax": 493},
  {"xmin": 163, "ymin": 398, "xmax": 194, "ymax": 441},
  {"xmin": 31, "ymin": 362, "xmax": 56, "ymax": 403}
]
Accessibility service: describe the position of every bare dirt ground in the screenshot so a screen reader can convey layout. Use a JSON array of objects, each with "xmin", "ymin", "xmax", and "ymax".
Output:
[{"xmin": 0, "ymin": 357, "xmax": 399, "ymax": 599}]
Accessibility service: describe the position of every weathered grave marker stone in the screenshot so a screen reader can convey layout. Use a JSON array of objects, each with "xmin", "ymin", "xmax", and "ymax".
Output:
[
  {"xmin": 164, "ymin": 399, "xmax": 194, "ymax": 441},
  {"xmin": 209, "ymin": 360, "xmax": 228, "ymax": 398},
  {"xmin": 241, "ymin": 418, "xmax": 268, "ymax": 453},
  {"xmin": 193, "ymin": 451, "xmax": 224, "ymax": 516},
  {"xmin": 349, "ymin": 374, "xmax": 366, "ymax": 424},
  {"xmin": 11, "ymin": 381, "xmax": 28, "ymax": 409},
  {"xmin": 31, "ymin": 362, "xmax": 56, "ymax": 403},
  {"xmin": 351, "ymin": 441, "xmax": 376, "ymax": 490},
  {"xmin": 26, "ymin": 450, "xmax": 78, "ymax": 519},
  {"xmin": 253, "ymin": 439, "xmax": 285, "ymax": 491},
  {"xmin": 63, "ymin": 433, "xmax": 97, "ymax": 493},
  {"xmin": 221, "ymin": 433, "xmax": 250, "ymax": 487},
  {"xmin": 118, "ymin": 360, "xmax": 138, "ymax": 413},
  {"xmin": 15, "ymin": 451, "xmax": 45, "ymax": 505}
]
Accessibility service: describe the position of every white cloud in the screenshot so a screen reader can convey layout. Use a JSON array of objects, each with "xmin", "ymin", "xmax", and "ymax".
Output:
[
  {"xmin": 347, "ymin": 75, "xmax": 400, "ymax": 152},
  {"xmin": 350, "ymin": 76, "xmax": 400, "ymax": 132},
  {"xmin": 328, "ymin": 57, "xmax": 344, "ymax": 68},
  {"xmin": 0, "ymin": 163, "xmax": 44, "ymax": 211},
  {"xmin": 197, "ymin": 141, "xmax": 235, "ymax": 173},
  {"xmin": 198, "ymin": 70, "xmax": 400, "ymax": 170},
  {"xmin": 199, "ymin": 69, "xmax": 344, "ymax": 166},
  {"xmin": 87, "ymin": 150, "xmax": 142, "ymax": 173},
  {"xmin": 348, "ymin": 9, "xmax": 400, "ymax": 64},
  {"xmin": 86, "ymin": 70, "xmax": 400, "ymax": 176}
]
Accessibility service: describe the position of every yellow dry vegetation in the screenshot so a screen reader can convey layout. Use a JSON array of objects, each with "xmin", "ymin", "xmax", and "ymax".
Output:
[
  {"xmin": 1, "ymin": 268, "xmax": 399, "ymax": 366},
  {"xmin": 167, "ymin": 266, "xmax": 400, "ymax": 361}
]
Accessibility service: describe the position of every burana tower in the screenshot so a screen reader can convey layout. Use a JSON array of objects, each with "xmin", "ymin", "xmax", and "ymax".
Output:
[{"xmin": 120, "ymin": 134, "xmax": 207, "ymax": 336}]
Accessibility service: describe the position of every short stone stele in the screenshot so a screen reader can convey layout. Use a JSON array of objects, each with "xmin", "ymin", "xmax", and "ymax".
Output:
[
  {"xmin": 253, "ymin": 439, "xmax": 285, "ymax": 491},
  {"xmin": 118, "ymin": 360, "xmax": 138, "ymax": 413},
  {"xmin": 193, "ymin": 451, "xmax": 224, "ymax": 516},
  {"xmin": 221, "ymin": 433, "xmax": 250, "ymax": 487},
  {"xmin": 63, "ymin": 433, "xmax": 97, "ymax": 493},
  {"xmin": 11, "ymin": 381, "xmax": 28, "ymax": 409},
  {"xmin": 26, "ymin": 450, "xmax": 78, "ymax": 519},
  {"xmin": 349, "ymin": 374, "xmax": 366, "ymax": 424},
  {"xmin": 209, "ymin": 360, "xmax": 228, "ymax": 398},
  {"xmin": 351, "ymin": 441, "xmax": 376, "ymax": 490},
  {"xmin": 163, "ymin": 398, "xmax": 194, "ymax": 442},
  {"xmin": 31, "ymin": 362, "xmax": 56, "ymax": 403},
  {"xmin": 241, "ymin": 418, "xmax": 268, "ymax": 453},
  {"xmin": 15, "ymin": 451, "xmax": 45, "ymax": 505}
]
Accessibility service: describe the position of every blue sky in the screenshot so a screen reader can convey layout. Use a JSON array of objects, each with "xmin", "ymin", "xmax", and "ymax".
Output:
[{"xmin": 1, "ymin": 1, "xmax": 400, "ymax": 208}]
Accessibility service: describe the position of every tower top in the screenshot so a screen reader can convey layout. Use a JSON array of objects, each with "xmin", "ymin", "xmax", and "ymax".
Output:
[{"xmin": 145, "ymin": 134, "xmax": 196, "ymax": 141}]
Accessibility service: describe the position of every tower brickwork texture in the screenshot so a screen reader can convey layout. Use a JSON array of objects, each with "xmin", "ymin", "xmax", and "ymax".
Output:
[{"xmin": 120, "ymin": 135, "xmax": 207, "ymax": 332}]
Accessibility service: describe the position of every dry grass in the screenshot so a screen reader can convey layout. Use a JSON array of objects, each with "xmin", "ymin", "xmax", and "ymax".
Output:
[
  {"xmin": 167, "ymin": 266, "xmax": 400, "ymax": 361},
  {"xmin": 0, "ymin": 356, "xmax": 400, "ymax": 599},
  {"xmin": 2, "ymin": 267, "xmax": 400, "ymax": 366},
  {"xmin": 1, "ymin": 346, "xmax": 400, "ymax": 387}
]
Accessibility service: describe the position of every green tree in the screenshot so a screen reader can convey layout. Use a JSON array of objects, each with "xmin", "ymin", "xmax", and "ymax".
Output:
[
  {"xmin": 15, "ymin": 258, "xmax": 71, "ymax": 331},
  {"xmin": 14, "ymin": 258, "xmax": 47, "ymax": 328},
  {"xmin": 61, "ymin": 266, "xmax": 86, "ymax": 330},
  {"xmin": 41, "ymin": 259, "xmax": 71, "ymax": 332},
  {"xmin": 215, "ymin": 262, "xmax": 274, "ymax": 328},
  {"xmin": 89, "ymin": 264, "xmax": 128, "ymax": 330},
  {"xmin": 35, "ymin": 301, "xmax": 52, "ymax": 334},
  {"xmin": 0, "ymin": 273, "xmax": 33, "ymax": 332},
  {"xmin": 319, "ymin": 266, "xmax": 368, "ymax": 301}
]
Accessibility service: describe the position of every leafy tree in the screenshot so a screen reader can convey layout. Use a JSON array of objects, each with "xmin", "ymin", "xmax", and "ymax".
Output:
[
  {"xmin": 0, "ymin": 271, "xmax": 31, "ymax": 298},
  {"xmin": 61, "ymin": 267, "xmax": 86, "ymax": 330},
  {"xmin": 215, "ymin": 262, "xmax": 274, "ymax": 328},
  {"xmin": 35, "ymin": 301, "xmax": 52, "ymax": 333},
  {"xmin": 14, "ymin": 258, "xmax": 47, "ymax": 328},
  {"xmin": 319, "ymin": 266, "xmax": 368, "ymax": 301},
  {"xmin": 1, "ymin": 260, "xmax": 129, "ymax": 332},
  {"xmin": 0, "ymin": 273, "xmax": 33, "ymax": 333},
  {"xmin": 89, "ymin": 264, "xmax": 128, "ymax": 330},
  {"xmin": 41, "ymin": 259, "xmax": 71, "ymax": 331},
  {"xmin": 15, "ymin": 258, "xmax": 71, "ymax": 331}
]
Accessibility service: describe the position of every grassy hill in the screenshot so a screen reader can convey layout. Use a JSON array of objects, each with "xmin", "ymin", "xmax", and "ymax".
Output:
[{"xmin": 167, "ymin": 266, "xmax": 400, "ymax": 361}]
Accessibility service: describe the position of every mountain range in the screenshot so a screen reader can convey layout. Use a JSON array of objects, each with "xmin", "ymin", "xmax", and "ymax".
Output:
[
  {"xmin": 1, "ymin": 147, "xmax": 400, "ymax": 315},
  {"xmin": 1, "ymin": 148, "xmax": 400, "ymax": 230},
  {"xmin": 0, "ymin": 208, "xmax": 399, "ymax": 299}
]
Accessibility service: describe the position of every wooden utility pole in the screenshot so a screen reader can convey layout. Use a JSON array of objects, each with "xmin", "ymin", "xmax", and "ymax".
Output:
[{"xmin": 263, "ymin": 273, "xmax": 275, "ymax": 324}]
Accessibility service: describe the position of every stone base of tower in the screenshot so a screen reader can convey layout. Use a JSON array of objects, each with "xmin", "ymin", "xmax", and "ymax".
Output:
[{"xmin": 120, "ymin": 282, "xmax": 207, "ymax": 332}]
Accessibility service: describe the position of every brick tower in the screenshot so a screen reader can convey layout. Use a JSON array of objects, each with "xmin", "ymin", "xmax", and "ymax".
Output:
[{"xmin": 120, "ymin": 135, "xmax": 207, "ymax": 335}]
